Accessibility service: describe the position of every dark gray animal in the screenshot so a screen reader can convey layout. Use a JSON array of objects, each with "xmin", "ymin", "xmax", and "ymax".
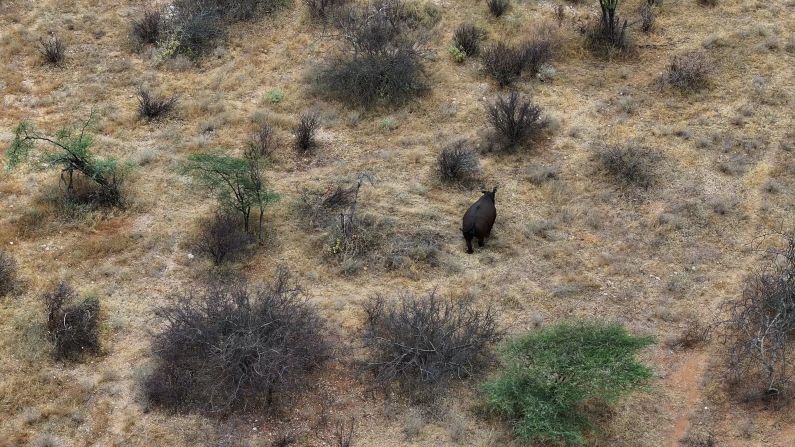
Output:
[{"xmin": 462, "ymin": 187, "xmax": 497, "ymax": 254}]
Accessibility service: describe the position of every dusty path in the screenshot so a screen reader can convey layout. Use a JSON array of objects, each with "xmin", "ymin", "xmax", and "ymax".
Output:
[{"xmin": 668, "ymin": 351, "xmax": 710, "ymax": 446}]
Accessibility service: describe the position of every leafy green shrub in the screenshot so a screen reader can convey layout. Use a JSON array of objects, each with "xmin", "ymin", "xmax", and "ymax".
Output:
[
  {"xmin": 44, "ymin": 283, "xmax": 101, "ymax": 361},
  {"xmin": 264, "ymin": 88, "xmax": 285, "ymax": 104},
  {"xmin": 183, "ymin": 152, "xmax": 279, "ymax": 241},
  {"xmin": 483, "ymin": 322, "xmax": 653, "ymax": 445},
  {"xmin": 449, "ymin": 45, "xmax": 466, "ymax": 63},
  {"xmin": 7, "ymin": 118, "xmax": 128, "ymax": 208}
]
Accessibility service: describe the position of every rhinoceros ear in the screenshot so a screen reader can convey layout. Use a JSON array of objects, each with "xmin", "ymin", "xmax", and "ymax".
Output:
[{"xmin": 492, "ymin": 186, "xmax": 498, "ymax": 194}]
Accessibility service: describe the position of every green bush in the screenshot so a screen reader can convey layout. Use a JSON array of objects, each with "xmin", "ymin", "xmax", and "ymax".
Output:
[
  {"xmin": 7, "ymin": 117, "xmax": 128, "ymax": 208},
  {"xmin": 482, "ymin": 322, "xmax": 654, "ymax": 445}
]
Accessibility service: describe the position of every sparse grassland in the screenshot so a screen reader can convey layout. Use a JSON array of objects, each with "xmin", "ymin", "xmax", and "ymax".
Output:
[{"xmin": 1, "ymin": 0, "xmax": 794, "ymax": 445}]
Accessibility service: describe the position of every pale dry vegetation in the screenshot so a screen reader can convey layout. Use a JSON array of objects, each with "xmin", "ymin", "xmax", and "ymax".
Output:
[{"xmin": 1, "ymin": 0, "xmax": 794, "ymax": 445}]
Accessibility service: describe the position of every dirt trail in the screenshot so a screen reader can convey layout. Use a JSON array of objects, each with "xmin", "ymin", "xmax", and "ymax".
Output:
[{"xmin": 668, "ymin": 351, "xmax": 709, "ymax": 446}]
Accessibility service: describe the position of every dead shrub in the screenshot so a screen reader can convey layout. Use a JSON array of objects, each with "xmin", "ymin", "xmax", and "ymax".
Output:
[
  {"xmin": 0, "ymin": 250, "xmax": 18, "ymax": 298},
  {"xmin": 521, "ymin": 37, "xmax": 554, "ymax": 76},
  {"xmin": 270, "ymin": 435, "xmax": 297, "ymax": 447},
  {"xmin": 131, "ymin": 10, "xmax": 162, "ymax": 46},
  {"xmin": 294, "ymin": 111, "xmax": 320, "ymax": 154},
  {"xmin": 487, "ymin": 0, "xmax": 509, "ymax": 17},
  {"xmin": 486, "ymin": 91, "xmax": 545, "ymax": 151},
  {"xmin": 39, "ymin": 35, "xmax": 66, "ymax": 66},
  {"xmin": 438, "ymin": 140, "xmax": 481, "ymax": 184},
  {"xmin": 334, "ymin": 418, "xmax": 356, "ymax": 447},
  {"xmin": 44, "ymin": 283, "xmax": 101, "ymax": 361},
  {"xmin": 481, "ymin": 42, "xmax": 525, "ymax": 87},
  {"xmin": 526, "ymin": 164, "xmax": 559, "ymax": 185},
  {"xmin": 137, "ymin": 87, "xmax": 178, "ymax": 121},
  {"xmin": 169, "ymin": 8, "xmax": 226, "ymax": 58},
  {"xmin": 145, "ymin": 268, "xmax": 329, "ymax": 414},
  {"xmin": 667, "ymin": 319, "xmax": 709, "ymax": 350},
  {"xmin": 361, "ymin": 291, "xmax": 500, "ymax": 399},
  {"xmin": 639, "ymin": 2, "xmax": 655, "ymax": 33},
  {"xmin": 306, "ymin": 0, "xmax": 349, "ymax": 22},
  {"xmin": 316, "ymin": 0, "xmax": 433, "ymax": 107},
  {"xmin": 681, "ymin": 433, "xmax": 717, "ymax": 447},
  {"xmin": 481, "ymin": 37, "xmax": 553, "ymax": 87},
  {"xmin": 296, "ymin": 183, "xmax": 359, "ymax": 229},
  {"xmin": 453, "ymin": 23, "xmax": 485, "ymax": 57},
  {"xmin": 597, "ymin": 144, "xmax": 659, "ymax": 189},
  {"xmin": 194, "ymin": 211, "xmax": 251, "ymax": 265},
  {"xmin": 328, "ymin": 212, "xmax": 389, "ymax": 273},
  {"xmin": 246, "ymin": 121, "xmax": 275, "ymax": 159},
  {"xmin": 665, "ymin": 51, "xmax": 712, "ymax": 92},
  {"xmin": 385, "ymin": 230, "xmax": 443, "ymax": 270},
  {"xmin": 586, "ymin": 0, "xmax": 630, "ymax": 54},
  {"xmin": 720, "ymin": 234, "xmax": 795, "ymax": 399}
]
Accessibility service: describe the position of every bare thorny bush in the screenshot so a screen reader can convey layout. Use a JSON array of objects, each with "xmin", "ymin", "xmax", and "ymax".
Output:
[
  {"xmin": 137, "ymin": 87, "xmax": 178, "ymax": 121},
  {"xmin": 39, "ymin": 34, "xmax": 66, "ymax": 66},
  {"xmin": 333, "ymin": 418, "xmax": 356, "ymax": 447},
  {"xmin": 138, "ymin": 0, "xmax": 287, "ymax": 59},
  {"xmin": 719, "ymin": 234, "xmax": 795, "ymax": 401},
  {"xmin": 145, "ymin": 268, "xmax": 329, "ymax": 414},
  {"xmin": 305, "ymin": 0, "xmax": 350, "ymax": 22},
  {"xmin": 481, "ymin": 35, "xmax": 554, "ymax": 87},
  {"xmin": 44, "ymin": 282, "xmax": 101, "ymax": 361},
  {"xmin": 437, "ymin": 139, "xmax": 481, "ymax": 184},
  {"xmin": 596, "ymin": 144, "xmax": 660, "ymax": 190},
  {"xmin": 326, "ymin": 174, "xmax": 385, "ymax": 268},
  {"xmin": 297, "ymin": 181, "xmax": 360, "ymax": 229},
  {"xmin": 664, "ymin": 51, "xmax": 712, "ymax": 92},
  {"xmin": 317, "ymin": 0, "xmax": 436, "ymax": 106},
  {"xmin": 294, "ymin": 111, "xmax": 320, "ymax": 154},
  {"xmin": 247, "ymin": 120, "xmax": 275, "ymax": 159},
  {"xmin": 0, "ymin": 250, "xmax": 18, "ymax": 298},
  {"xmin": 361, "ymin": 291, "xmax": 501, "ymax": 400},
  {"xmin": 131, "ymin": 10, "xmax": 162, "ymax": 47},
  {"xmin": 486, "ymin": 91, "xmax": 545, "ymax": 151},
  {"xmin": 194, "ymin": 211, "xmax": 251, "ymax": 265},
  {"xmin": 452, "ymin": 23, "xmax": 484, "ymax": 58},
  {"xmin": 587, "ymin": 0, "xmax": 630, "ymax": 54}
]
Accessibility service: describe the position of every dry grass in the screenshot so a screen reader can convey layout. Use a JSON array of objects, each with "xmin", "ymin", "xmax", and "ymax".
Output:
[{"xmin": 0, "ymin": 0, "xmax": 794, "ymax": 445}]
